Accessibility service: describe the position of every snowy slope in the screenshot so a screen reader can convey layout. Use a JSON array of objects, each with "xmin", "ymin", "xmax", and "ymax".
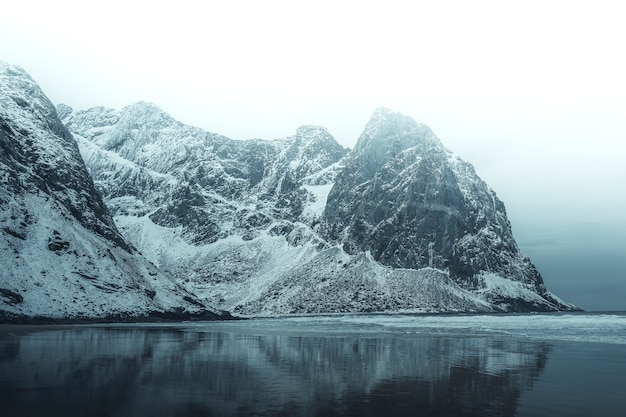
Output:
[
  {"xmin": 0, "ymin": 62, "xmax": 226, "ymax": 322},
  {"xmin": 62, "ymin": 101, "xmax": 578, "ymax": 314}
]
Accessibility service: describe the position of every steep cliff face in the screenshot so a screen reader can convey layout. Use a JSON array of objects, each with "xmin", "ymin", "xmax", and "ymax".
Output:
[
  {"xmin": 0, "ymin": 62, "xmax": 224, "ymax": 322},
  {"xmin": 322, "ymin": 108, "xmax": 562, "ymax": 310},
  {"xmin": 63, "ymin": 101, "xmax": 576, "ymax": 314}
]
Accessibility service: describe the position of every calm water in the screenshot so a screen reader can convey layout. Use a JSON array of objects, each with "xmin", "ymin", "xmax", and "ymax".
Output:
[{"xmin": 1, "ymin": 312, "xmax": 625, "ymax": 417}]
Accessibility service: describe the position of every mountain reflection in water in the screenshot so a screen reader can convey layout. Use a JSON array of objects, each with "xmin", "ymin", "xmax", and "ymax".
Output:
[{"xmin": 0, "ymin": 324, "xmax": 549, "ymax": 417}]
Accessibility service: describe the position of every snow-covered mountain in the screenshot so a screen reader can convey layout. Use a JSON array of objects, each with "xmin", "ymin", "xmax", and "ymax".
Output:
[
  {"xmin": 0, "ymin": 62, "xmax": 226, "ymax": 322},
  {"xmin": 322, "ymin": 108, "xmax": 569, "ymax": 310},
  {"xmin": 60, "ymin": 101, "xmax": 577, "ymax": 314}
]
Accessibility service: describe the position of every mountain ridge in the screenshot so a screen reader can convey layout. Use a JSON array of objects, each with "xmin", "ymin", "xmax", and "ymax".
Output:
[
  {"xmin": 0, "ymin": 61, "xmax": 577, "ymax": 320},
  {"xmin": 59, "ymin": 100, "xmax": 577, "ymax": 314}
]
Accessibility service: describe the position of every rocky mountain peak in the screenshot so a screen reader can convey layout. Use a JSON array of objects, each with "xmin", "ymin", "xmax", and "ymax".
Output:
[
  {"xmin": 58, "ymin": 104, "xmax": 119, "ymax": 140},
  {"xmin": 1, "ymin": 62, "xmax": 223, "ymax": 321},
  {"xmin": 348, "ymin": 108, "xmax": 444, "ymax": 181},
  {"xmin": 292, "ymin": 125, "xmax": 344, "ymax": 161},
  {"xmin": 58, "ymin": 101, "xmax": 184, "ymax": 158},
  {"xmin": 321, "ymin": 108, "xmax": 573, "ymax": 311},
  {"xmin": 55, "ymin": 103, "xmax": 73, "ymax": 120},
  {"xmin": 356, "ymin": 107, "xmax": 441, "ymax": 153},
  {"xmin": 287, "ymin": 125, "xmax": 347, "ymax": 175},
  {"xmin": 295, "ymin": 125, "xmax": 331, "ymax": 139},
  {"xmin": 119, "ymin": 101, "xmax": 175, "ymax": 126},
  {"xmin": 0, "ymin": 62, "xmax": 127, "ymax": 251},
  {"xmin": 365, "ymin": 106, "xmax": 417, "ymax": 130},
  {"xmin": 1, "ymin": 63, "xmax": 69, "ymax": 143}
]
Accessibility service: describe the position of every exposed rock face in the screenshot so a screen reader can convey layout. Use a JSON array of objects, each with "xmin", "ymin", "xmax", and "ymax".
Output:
[
  {"xmin": 0, "ymin": 62, "xmax": 225, "ymax": 322},
  {"xmin": 322, "ymin": 108, "xmax": 559, "ymax": 309},
  {"xmin": 61, "ymin": 100, "xmax": 576, "ymax": 314},
  {"xmin": 61, "ymin": 102, "xmax": 347, "ymax": 244}
]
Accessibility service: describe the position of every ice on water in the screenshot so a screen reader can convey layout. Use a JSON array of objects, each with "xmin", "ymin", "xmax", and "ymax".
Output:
[{"xmin": 185, "ymin": 312, "xmax": 626, "ymax": 345}]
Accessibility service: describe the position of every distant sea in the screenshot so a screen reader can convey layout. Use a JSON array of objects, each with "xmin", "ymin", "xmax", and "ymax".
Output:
[{"xmin": 1, "ymin": 312, "xmax": 625, "ymax": 416}]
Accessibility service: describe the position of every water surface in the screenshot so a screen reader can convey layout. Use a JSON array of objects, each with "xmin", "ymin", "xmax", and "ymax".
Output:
[{"xmin": 1, "ymin": 313, "xmax": 624, "ymax": 416}]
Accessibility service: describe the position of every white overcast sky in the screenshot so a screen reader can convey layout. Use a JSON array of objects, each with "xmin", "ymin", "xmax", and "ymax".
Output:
[{"xmin": 1, "ymin": 0, "xmax": 625, "ymax": 309}]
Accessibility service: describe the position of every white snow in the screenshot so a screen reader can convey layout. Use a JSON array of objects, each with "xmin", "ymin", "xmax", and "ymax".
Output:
[
  {"xmin": 477, "ymin": 272, "xmax": 547, "ymax": 305},
  {"xmin": 0, "ymin": 62, "xmax": 217, "ymax": 320},
  {"xmin": 300, "ymin": 183, "xmax": 334, "ymax": 222},
  {"xmin": 0, "ymin": 194, "xmax": 203, "ymax": 319}
]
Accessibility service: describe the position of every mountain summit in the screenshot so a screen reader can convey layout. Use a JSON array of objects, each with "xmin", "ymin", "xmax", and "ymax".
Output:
[{"xmin": 323, "ymin": 108, "xmax": 565, "ymax": 310}]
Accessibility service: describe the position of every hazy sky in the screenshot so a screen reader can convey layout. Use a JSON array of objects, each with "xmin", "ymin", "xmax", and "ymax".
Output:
[{"xmin": 2, "ymin": 1, "xmax": 624, "ymax": 310}]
